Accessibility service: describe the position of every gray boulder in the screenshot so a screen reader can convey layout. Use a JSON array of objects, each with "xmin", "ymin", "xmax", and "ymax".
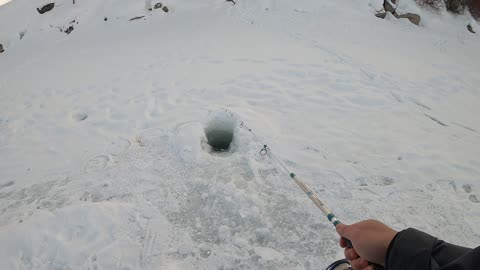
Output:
[
  {"xmin": 37, "ymin": 3, "xmax": 55, "ymax": 14},
  {"xmin": 467, "ymin": 24, "xmax": 476, "ymax": 34}
]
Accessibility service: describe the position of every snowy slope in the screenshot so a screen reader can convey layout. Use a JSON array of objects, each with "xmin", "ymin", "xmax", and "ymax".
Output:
[{"xmin": 1, "ymin": 0, "xmax": 480, "ymax": 269}]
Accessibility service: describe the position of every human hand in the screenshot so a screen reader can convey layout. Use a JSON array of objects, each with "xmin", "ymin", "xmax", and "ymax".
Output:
[{"xmin": 336, "ymin": 220, "xmax": 398, "ymax": 269}]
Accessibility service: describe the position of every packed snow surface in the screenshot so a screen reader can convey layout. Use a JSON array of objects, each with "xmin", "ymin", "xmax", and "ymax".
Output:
[{"xmin": 1, "ymin": 0, "xmax": 479, "ymax": 269}]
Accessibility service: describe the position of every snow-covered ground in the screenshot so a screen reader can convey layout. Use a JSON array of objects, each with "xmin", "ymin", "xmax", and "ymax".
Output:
[{"xmin": 1, "ymin": 0, "xmax": 479, "ymax": 269}]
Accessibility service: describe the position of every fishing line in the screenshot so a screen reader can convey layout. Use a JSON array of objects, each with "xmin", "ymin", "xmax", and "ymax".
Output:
[
  {"xmin": 225, "ymin": 108, "xmax": 353, "ymax": 247},
  {"xmin": 228, "ymin": 108, "xmax": 387, "ymax": 270}
]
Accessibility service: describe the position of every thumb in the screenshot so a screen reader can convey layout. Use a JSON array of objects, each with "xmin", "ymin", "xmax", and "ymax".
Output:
[{"xmin": 335, "ymin": 223, "xmax": 352, "ymax": 238}]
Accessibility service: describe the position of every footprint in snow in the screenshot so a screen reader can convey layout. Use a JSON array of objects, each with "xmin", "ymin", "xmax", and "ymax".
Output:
[
  {"xmin": 432, "ymin": 179, "xmax": 457, "ymax": 192},
  {"xmin": 469, "ymin": 195, "xmax": 480, "ymax": 203},
  {"xmin": 72, "ymin": 112, "xmax": 88, "ymax": 122},
  {"xmin": 106, "ymin": 138, "xmax": 131, "ymax": 156},
  {"xmin": 462, "ymin": 184, "xmax": 479, "ymax": 203},
  {"xmin": 0, "ymin": 180, "xmax": 14, "ymax": 190},
  {"xmin": 462, "ymin": 184, "xmax": 472, "ymax": 193},
  {"xmin": 355, "ymin": 176, "xmax": 396, "ymax": 186},
  {"xmin": 84, "ymin": 155, "xmax": 110, "ymax": 174}
]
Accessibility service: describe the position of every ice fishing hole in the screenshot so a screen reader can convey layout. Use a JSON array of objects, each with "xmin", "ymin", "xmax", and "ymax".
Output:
[{"xmin": 205, "ymin": 111, "xmax": 235, "ymax": 152}]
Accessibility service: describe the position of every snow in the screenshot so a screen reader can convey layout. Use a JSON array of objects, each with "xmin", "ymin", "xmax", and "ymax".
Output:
[
  {"xmin": 0, "ymin": 203, "xmax": 141, "ymax": 269},
  {"xmin": 1, "ymin": 0, "xmax": 480, "ymax": 269},
  {"xmin": 253, "ymin": 246, "xmax": 283, "ymax": 261}
]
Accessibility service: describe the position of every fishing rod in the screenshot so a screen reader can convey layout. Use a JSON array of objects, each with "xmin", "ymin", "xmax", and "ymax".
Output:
[
  {"xmin": 261, "ymin": 144, "xmax": 353, "ymax": 248},
  {"xmin": 237, "ymin": 116, "xmax": 385, "ymax": 270},
  {"xmin": 237, "ymin": 117, "xmax": 353, "ymax": 247},
  {"xmin": 214, "ymin": 108, "xmax": 385, "ymax": 269}
]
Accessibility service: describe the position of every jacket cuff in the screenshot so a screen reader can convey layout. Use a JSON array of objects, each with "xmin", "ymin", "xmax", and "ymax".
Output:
[{"xmin": 386, "ymin": 228, "xmax": 436, "ymax": 270}]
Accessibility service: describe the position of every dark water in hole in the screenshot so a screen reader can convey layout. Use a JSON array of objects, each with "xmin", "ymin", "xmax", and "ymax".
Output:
[{"xmin": 205, "ymin": 129, "xmax": 233, "ymax": 151}]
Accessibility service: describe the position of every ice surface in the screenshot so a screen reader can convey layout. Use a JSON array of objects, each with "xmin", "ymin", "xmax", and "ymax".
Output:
[{"xmin": 0, "ymin": 0, "xmax": 479, "ymax": 269}]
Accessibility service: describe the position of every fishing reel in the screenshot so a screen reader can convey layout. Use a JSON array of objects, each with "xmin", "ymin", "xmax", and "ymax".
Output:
[
  {"xmin": 326, "ymin": 259, "xmax": 385, "ymax": 270},
  {"xmin": 325, "ymin": 259, "xmax": 352, "ymax": 270}
]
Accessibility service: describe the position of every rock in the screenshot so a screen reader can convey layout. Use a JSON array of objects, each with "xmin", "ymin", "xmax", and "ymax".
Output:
[
  {"xmin": 154, "ymin": 2, "xmax": 162, "ymax": 9},
  {"xmin": 377, "ymin": 1, "xmax": 420, "ymax": 26},
  {"xmin": 375, "ymin": 12, "xmax": 387, "ymax": 19},
  {"xmin": 37, "ymin": 3, "xmax": 55, "ymax": 14},
  {"xmin": 129, "ymin": 16, "xmax": 145, "ymax": 21},
  {"xmin": 104, "ymin": 17, "xmax": 108, "ymax": 21},
  {"xmin": 378, "ymin": 11, "xmax": 421, "ymax": 26},
  {"xmin": 162, "ymin": 6, "xmax": 169, "ymax": 12},
  {"xmin": 383, "ymin": 0, "xmax": 397, "ymax": 13},
  {"xmin": 467, "ymin": 24, "xmax": 476, "ymax": 33},
  {"xmin": 64, "ymin": 26, "xmax": 74, "ymax": 34},
  {"xmin": 0, "ymin": 44, "xmax": 4, "ymax": 53},
  {"xmin": 396, "ymin": 13, "xmax": 421, "ymax": 26}
]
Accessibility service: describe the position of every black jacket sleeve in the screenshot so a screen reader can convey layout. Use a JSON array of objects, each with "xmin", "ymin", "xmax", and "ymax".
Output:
[{"xmin": 386, "ymin": 228, "xmax": 480, "ymax": 270}]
